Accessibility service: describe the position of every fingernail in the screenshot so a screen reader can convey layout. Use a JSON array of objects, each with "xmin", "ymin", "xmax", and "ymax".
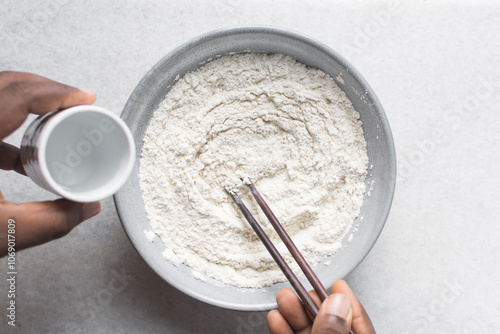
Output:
[
  {"xmin": 83, "ymin": 202, "xmax": 101, "ymax": 220},
  {"xmin": 79, "ymin": 88, "xmax": 95, "ymax": 96},
  {"xmin": 325, "ymin": 294, "xmax": 351, "ymax": 318}
]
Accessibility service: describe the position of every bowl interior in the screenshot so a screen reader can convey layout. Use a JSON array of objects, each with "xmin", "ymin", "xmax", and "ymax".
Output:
[{"xmin": 114, "ymin": 27, "xmax": 396, "ymax": 311}]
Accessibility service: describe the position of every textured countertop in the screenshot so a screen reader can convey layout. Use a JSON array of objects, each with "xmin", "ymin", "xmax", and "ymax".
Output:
[{"xmin": 1, "ymin": 1, "xmax": 499, "ymax": 333}]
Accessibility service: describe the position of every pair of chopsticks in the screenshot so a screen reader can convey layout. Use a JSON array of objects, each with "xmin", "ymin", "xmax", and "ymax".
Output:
[{"xmin": 226, "ymin": 180, "xmax": 329, "ymax": 318}]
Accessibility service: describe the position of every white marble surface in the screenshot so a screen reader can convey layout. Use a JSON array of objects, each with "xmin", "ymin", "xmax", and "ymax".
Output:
[{"xmin": 1, "ymin": 1, "xmax": 500, "ymax": 333}]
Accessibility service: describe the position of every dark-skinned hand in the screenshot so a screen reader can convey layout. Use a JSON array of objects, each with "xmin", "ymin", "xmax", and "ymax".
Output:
[
  {"xmin": 0, "ymin": 71, "xmax": 101, "ymax": 257},
  {"xmin": 268, "ymin": 280, "xmax": 376, "ymax": 334}
]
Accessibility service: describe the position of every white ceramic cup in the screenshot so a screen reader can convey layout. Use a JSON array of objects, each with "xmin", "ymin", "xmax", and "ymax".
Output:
[{"xmin": 20, "ymin": 105, "xmax": 135, "ymax": 202}]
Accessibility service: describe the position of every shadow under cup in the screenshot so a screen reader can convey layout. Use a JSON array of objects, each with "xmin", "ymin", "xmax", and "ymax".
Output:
[{"xmin": 21, "ymin": 106, "xmax": 135, "ymax": 203}]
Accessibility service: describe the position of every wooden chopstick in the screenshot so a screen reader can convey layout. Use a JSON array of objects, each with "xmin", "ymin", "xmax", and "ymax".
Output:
[
  {"xmin": 225, "ymin": 188, "xmax": 320, "ymax": 318},
  {"xmin": 245, "ymin": 179, "xmax": 330, "ymax": 302}
]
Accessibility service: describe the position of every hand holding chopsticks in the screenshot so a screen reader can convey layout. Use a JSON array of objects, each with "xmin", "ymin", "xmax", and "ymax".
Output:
[
  {"xmin": 226, "ymin": 179, "xmax": 354, "ymax": 334},
  {"xmin": 227, "ymin": 179, "xmax": 376, "ymax": 334}
]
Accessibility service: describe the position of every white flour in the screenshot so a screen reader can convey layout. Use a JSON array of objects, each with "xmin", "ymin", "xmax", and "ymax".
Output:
[{"xmin": 139, "ymin": 53, "xmax": 368, "ymax": 288}]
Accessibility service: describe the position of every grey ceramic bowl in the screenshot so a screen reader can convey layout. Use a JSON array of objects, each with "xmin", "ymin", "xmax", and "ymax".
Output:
[{"xmin": 114, "ymin": 26, "xmax": 396, "ymax": 311}]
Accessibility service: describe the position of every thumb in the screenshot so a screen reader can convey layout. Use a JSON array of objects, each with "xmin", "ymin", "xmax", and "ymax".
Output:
[
  {"xmin": 0, "ymin": 199, "xmax": 100, "ymax": 256},
  {"xmin": 312, "ymin": 293, "xmax": 353, "ymax": 334}
]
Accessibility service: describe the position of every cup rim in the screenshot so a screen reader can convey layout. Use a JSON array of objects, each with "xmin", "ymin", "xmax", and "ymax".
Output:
[{"xmin": 37, "ymin": 105, "xmax": 136, "ymax": 202}]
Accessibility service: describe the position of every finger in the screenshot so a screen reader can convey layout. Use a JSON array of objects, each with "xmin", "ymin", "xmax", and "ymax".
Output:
[
  {"xmin": 332, "ymin": 280, "xmax": 375, "ymax": 334},
  {"xmin": 0, "ymin": 71, "xmax": 53, "ymax": 90},
  {"xmin": 276, "ymin": 288, "xmax": 313, "ymax": 333},
  {"xmin": 311, "ymin": 293, "xmax": 352, "ymax": 334},
  {"xmin": 0, "ymin": 80, "xmax": 96, "ymax": 140},
  {"xmin": 267, "ymin": 309, "xmax": 294, "ymax": 334},
  {"xmin": 0, "ymin": 199, "xmax": 100, "ymax": 256},
  {"xmin": 0, "ymin": 142, "xmax": 26, "ymax": 175}
]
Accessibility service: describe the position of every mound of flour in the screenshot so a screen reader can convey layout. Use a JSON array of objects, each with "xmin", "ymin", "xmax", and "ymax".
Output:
[{"xmin": 139, "ymin": 53, "xmax": 368, "ymax": 288}]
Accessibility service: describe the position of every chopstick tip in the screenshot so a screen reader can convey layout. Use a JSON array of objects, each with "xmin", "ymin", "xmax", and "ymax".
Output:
[
  {"xmin": 241, "ymin": 176, "xmax": 252, "ymax": 186},
  {"xmin": 224, "ymin": 187, "xmax": 235, "ymax": 195}
]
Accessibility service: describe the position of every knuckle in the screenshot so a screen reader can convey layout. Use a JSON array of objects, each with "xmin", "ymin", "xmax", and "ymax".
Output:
[
  {"xmin": 50, "ymin": 219, "xmax": 72, "ymax": 239},
  {"xmin": 8, "ymin": 81, "xmax": 31, "ymax": 96},
  {"xmin": 50, "ymin": 202, "xmax": 83, "ymax": 239}
]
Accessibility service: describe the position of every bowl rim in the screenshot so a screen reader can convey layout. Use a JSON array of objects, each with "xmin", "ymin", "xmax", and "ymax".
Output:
[{"xmin": 114, "ymin": 25, "xmax": 397, "ymax": 311}]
